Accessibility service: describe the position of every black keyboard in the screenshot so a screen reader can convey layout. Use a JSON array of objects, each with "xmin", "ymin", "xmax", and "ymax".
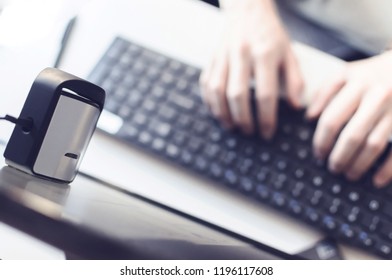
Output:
[{"xmin": 88, "ymin": 37, "xmax": 392, "ymax": 259}]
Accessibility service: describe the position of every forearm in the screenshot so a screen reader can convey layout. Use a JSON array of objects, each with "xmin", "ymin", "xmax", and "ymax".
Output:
[{"xmin": 219, "ymin": 0, "xmax": 281, "ymax": 26}]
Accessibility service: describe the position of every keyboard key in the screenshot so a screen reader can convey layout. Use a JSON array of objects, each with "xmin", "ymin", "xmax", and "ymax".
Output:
[
  {"xmin": 158, "ymin": 105, "xmax": 176, "ymax": 121},
  {"xmin": 306, "ymin": 208, "xmax": 320, "ymax": 223},
  {"xmin": 272, "ymin": 192, "xmax": 286, "ymax": 208},
  {"xmin": 361, "ymin": 213, "xmax": 381, "ymax": 232},
  {"xmin": 172, "ymin": 131, "xmax": 187, "ymax": 145},
  {"xmin": 238, "ymin": 158, "xmax": 254, "ymax": 174},
  {"xmin": 117, "ymin": 105, "xmax": 132, "ymax": 119},
  {"xmin": 151, "ymin": 85, "xmax": 166, "ymax": 99},
  {"xmin": 376, "ymin": 242, "xmax": 392, "ymax": 257},
  {"xmin": 180, "ymin": 150, "xmax": 193, "ymax": 165},
  {"xmin": 297, "ymin": 126, "xmax": 312, "ymax": 142},
  {"xmin": 329, "ymin": 183, "xmax": 342, "ymax": 195},
  {"xmin": 210, "ymin": 163, "xmax": 223, "ymax": 178},
  {"xmin": 288, "ymin": 200, "xmax": 303, "ymax": 215},
  {"xmin": 120, "ymin": 124, "xmax": 139, "ymax": 140},
  {"xmin": 221, "ymin": 151, "xmax": 237, "ymax": 166},
  {"xmin": 271, "ymin": 173, "xmax": 288, "ymax": 190},
  {"xmin": 151, "ymin": 121, "xmax": 172, "ymax": 138},
  {"xmin": 293, "ymin": 168, "xmax": 306, "ymax": 179},
  {"xmin": 177, "ymin": 114, "xmax": 192, "ymax": 128},
  {"xmin": 340, "ymin": 223, "xmax": 355, "ymax": 239},
  {"xmin": 226, "ymin": 138, "xmax": 238, "ymax": 149},
  {"xmin": 256, "ymin": 184, "xmax": 270, "ymax": 201},
  {"xmin": 278, "ymin": 141, "xmax": 291, "ymax": 153},
  {"xmin": 168, "ymin": 92, "xmax": 195, "ymax": 110},
  {"xmin": 328, "ymin": 198, "xmax": 342, "ymax": 215},
  {"xmin": 204, "ymin": 144, "xmax": 220, "ymax": 158},
  {"xmin": 358, "ymin": 231, "xmax": 374, "ymax": 247},
  {"xmin": 138, "ymin": 131, "xmax": 152, "ymax": 145},
  {"xmin": 255, "ymin": 167, "xmax": 270, "ymax": 182},
  {"xmin": 193, "ymin": 121, "xmax": 208, "ymax": 134},
  {"xmin": 243, "ymin": 144, "xmax": 256, "ymax": 156},
  {"xmin": 142, "ymin": 99, "xmax": 157, "ymax": 112},
  {"xmin": 152, "ymin": 138, "xmax": 166, "ymax": 151},
  {"xmin": 323, "ymin": 216, "xmax": 338, "ymax": 231},
  {"xmin": 291, "ymin": 181, "xmax": 306, "ymax": 198},
  {"xmin": 240, "ymin": 177, "xmax": 254, "ymax": 193},
  {"xmin": 347, "ymin": 191, "xmax": 361, "ymax": 203},
  {"xmin": 166, "ymin": 144, "xmax": 180, "ymax": 158},
  {"xmin": 309, "ymin": 190, "xmax": 323, "ymax": 206},
  {"xmin": 281, "ymin": 123, "xmax": 293, "ymax": 135},
  {"xmin": 195, "ymin": 156, "xmax": 208, "ymax": 171},
  {"xmin": 224, "ymin": 169, "xmax": 238, "ymax": 185},
  {"xmin": 188, "ymin": 137, "xmax": 203, "ymax": 152},
  {"xmin": 346, "ymin": 206, "xmax": 361, "ymax": 223},
  {"xmin": 296, "ymin": 146, "xmax": 310, "ymax": 160},
  {"xmin": 259, "ymin": 151, "xmax": 272, "ymax": 163},
  {"xmin": 367, "ymin": 198, "xmax": 381, "ymax": 212},
  {"xmin": 275, "ymin": 158, "xmax": 289, "ymax": 171},
  {"xmin": 209, "ymin": 130, "xmax": 222, "ymax": 142},
  {"xmin": 312, "ymin": 175, "xmax": 324, "ymax": 188},
  {"xmin": 133, "ymin": 112, "xmax": 148, "ymax": 126}
]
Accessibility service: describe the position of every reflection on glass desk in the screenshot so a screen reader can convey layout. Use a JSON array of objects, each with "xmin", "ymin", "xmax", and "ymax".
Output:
[{"xmin": 0, "ymin": 165, "xmax": 296, "ymax": 259}]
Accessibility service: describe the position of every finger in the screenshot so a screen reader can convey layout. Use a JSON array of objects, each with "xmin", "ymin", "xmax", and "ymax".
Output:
[
  {"xmin": 345, "ymin": 113, "xmax": 392, "ymax": 180},
  {"xmin": 283, "ymin": 49, "xmax": 304, "ymax": 109},
  {"xmin": 227, "ymin": 45, "xmax": 253, "ymax": 134},
  {"xmin": 199, "ymin": 66, "xmax": 212, "ymax": 108},
  {"xmin": 254, "ymin": 54, "xmax": 279, "ymax": 139},
  {"xmin": 312, "ymin": 82, "xmax": 363, "ymax": 160},
  {"xmin": 374, "ymin": 150, "xmax": 392, "ymax": 188},
  {"xmin": 201, "ymin": 52, "xmax": 232, "ymax": 127},
  {"xmin": 328, "ymin": 87, "xmax": 389, "ymax": 174},
  {"xmin": 306, "ymin": 73, "xmax": 346, "ymax": 120}
]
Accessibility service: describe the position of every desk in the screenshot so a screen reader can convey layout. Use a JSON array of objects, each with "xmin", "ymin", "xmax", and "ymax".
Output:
[
  {"xmin": 0, "ymin": 0, "xmax": 377, "ymax": 259},
  {"xmin": 0, "ymin": 143, "xmax": 292, "ymax": 260}
]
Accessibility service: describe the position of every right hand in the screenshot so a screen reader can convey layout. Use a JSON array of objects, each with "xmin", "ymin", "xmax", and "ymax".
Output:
[{"xmin": 200, "ymin": 0, "xmax": 303, "ymax": 139}]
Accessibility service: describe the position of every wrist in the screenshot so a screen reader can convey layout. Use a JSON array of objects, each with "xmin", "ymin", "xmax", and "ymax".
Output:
[{"xmin": 220, "ymin": 0, "xmax": 276, "ymax": 13}]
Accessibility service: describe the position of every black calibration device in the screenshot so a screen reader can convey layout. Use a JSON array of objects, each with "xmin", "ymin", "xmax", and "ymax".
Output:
[{"xmin": 3, "ymin": 68, "xmax": 105, "ymax": 183}]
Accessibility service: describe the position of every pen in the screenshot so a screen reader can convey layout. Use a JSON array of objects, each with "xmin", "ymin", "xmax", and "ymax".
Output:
[{"xmin": 54, "ymin": 16, "xmax": 77, "ymax": 68}]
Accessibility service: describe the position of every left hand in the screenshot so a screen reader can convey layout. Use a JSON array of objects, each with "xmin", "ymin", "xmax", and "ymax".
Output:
[{"xmin": 306, "ymin": 51, "xmax": 392, "ymax": 188}]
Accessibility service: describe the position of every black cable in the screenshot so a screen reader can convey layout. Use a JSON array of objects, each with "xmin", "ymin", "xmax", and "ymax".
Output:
[{"xmin": 0, "ymin": 114, "xmax": 33, "ymax": 132}]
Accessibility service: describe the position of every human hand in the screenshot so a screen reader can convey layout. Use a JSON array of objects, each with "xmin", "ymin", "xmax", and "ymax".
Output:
[
  {"xmin": 200, "ymin": 0, "xmax": 303, "ymax": 139},
  {"xmin": 307, "ymin": 51, "xmax": 392, "ymax": 187}
]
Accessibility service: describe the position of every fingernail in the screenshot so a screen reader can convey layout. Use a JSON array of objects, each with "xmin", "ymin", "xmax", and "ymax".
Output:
[
  {"xmin": 222, "ymin": 122, "xmax": 234, "ymax": 131},
  {"xmin": 346, "ymin": 171, "xmax": 359, "ymax": 181},
  {"xmin": 290, "ymin": 98, "xmax": 301, "ymax": 110},
  {"xmin": 305, "ymin": 107, "xmax": 316, "ymax": 120},
  {"xmin": 328, "ymin": 161, "xmax": 342, "ymax": 174},
  {"xmin": 313, "ymin": 148, "xmax": 324, "ymax": 160},
  {"xmin": 262, "ymin": 127, "xmax": 274, "ymax": 140},
  {"xmin": 374, "ymin": 176, "xmax": 387, "ymax": 188},
  {"xmin": 243, "ymin": 128, "xmax": 253, "ymax": 135}
]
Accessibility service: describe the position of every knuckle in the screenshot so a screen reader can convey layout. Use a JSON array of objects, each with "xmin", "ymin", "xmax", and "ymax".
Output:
[
  {"xmin": 208, "ymin": 81, "xmax": 225, "ymax": 97},
  {"xmin": 233, "ymin": 41, "xmax": 250, "ymax": 57},
  {"xmin": 366, "ymin": 137, "xmax": 386, "ymax": 154},
  {"xmin": 251, "ymin": 44, "xmax": 276, "ymax": 61},
  {"xmin": 256, "ymin": 92, "xmax": 274, "ymax": 105},
  {"xmin": 318, "ymin": 116, "xmax": 338, "ymax": 135},
  {"xmin": 294, "ymin": 78, "xmax": 305, "ymax": 93},
  {"xmin": 227, "ymin": 88, "xmax": 245, "ymax": 103},
  {"xmin": 344, "ymin": 134, "xmax": 362, "ymax": 148}
]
